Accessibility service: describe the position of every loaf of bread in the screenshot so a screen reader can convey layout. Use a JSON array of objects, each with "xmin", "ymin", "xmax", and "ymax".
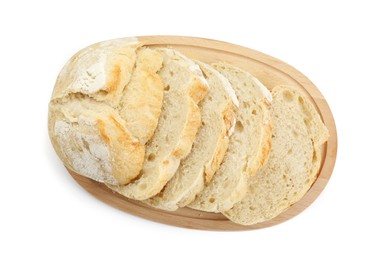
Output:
[
  {"xmin": 49, "ymin": 38, "xmax": 329, "ymax": 226},
  {"xmin": 48, "ymin": 38, "xmax": 164, "ymax": 185}
]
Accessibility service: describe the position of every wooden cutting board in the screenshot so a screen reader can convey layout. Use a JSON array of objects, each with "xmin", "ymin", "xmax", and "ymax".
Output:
[{"xmin": 67, "ymin": 35, "xmax": 337, "ymax": 231}]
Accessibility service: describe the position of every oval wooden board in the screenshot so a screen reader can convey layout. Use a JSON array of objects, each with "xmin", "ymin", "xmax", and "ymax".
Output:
[{"xmin": 67, "ymin": 36, "xmax": 337, "ymax": 231}]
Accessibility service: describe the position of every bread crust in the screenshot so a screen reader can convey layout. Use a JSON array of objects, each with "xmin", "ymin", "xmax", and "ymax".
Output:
[
  {"xmin": 51, "ymin": 38, "xmax": 141, "ymax": 105},
  {"xmin": 48, "ymin": 38, "xmax": 164, "ymax": 185},
  {"xmin": 248, "ymin": 100, "xmax": 273, "ymax": 174},
  {"xmin": 172, "ymin": 100, "xmax": 202, "ymax": 158},
  {"xmin": 203, "ymin": 107, "xmax": 235, "ymax": 184}
]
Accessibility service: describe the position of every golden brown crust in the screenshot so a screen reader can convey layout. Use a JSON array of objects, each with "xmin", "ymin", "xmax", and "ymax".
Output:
[
  {"xmin": 104, "ymin": 44, "xmax": 142, "ymax": 101},
  {"xmin": 223, "ymin": 108, "xmax": 236, "ymax": 136},
  {"xmin": 106, "ymin": 65, "xmax": 121, "ymax": 93},
  {"xmin": 188, "ymin": 78, "xmax": 209, "ymax": 103},
  {"xmin": 49, "ymin": 40, "xmax": 167, "ymax": 186},
  {"xmin": 203, "ymin": 104, "xmax": 235, "ymax": 183},
  {"xmin": 51, "ymin": 39, "xmax": 141, "ymax": 105},
  {"xmin": 172, "ymin": 100, "xmax": 201, "ymax": 158},
  {"xmin": 49, "ymin": 97, "xmax": 146, "ymax": 185},
  {"xmin": 105, "ymin": 47, "xmax": 209, "ymax": 200},
  {"xmin": 259, "ymin": 121, "xmax": 272, "ymax": 168},
  {"xmin": 109, "ymin": 115, "xmax": 129, "ymax": 137},
  {"xmin": 172, "ymin": 66, "xmax": 209, "ymax": 158},
  {"xmin": 204, "ymin": 135, "xmax": 229, "ymax": 184},
  {"xmin": 118, "ymin": 48, "xmax": 164, "ymax": 144},
  {"xmin": 103, "ymin": 114, "xmax": 145, "ymax": 184},
  {"xmin": 258, "ymin": 101, "xmax": 273, "ymax": 169},
  {"xmin": 96, "ymin": 119, "xmax": 110, "ymax": 144},
  {"xmin": 247, "ymin": 101, "xmax": 273, "ymax": 176}
]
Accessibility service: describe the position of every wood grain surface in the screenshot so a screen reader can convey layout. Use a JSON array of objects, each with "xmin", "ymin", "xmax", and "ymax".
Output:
[{"xmin": 67, "ymin": 36, "xmax": 337, "ymax": 231}]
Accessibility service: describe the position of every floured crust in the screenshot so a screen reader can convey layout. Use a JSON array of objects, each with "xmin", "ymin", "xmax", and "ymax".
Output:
[
  {"xmin": 48, "ymin": 38, "xmax": 165, "ymax": 185},
  {"xmin": 51, "ymin": 38, "xmax": 140, "ymax": 106},
  {"xmin": 48, "ymin": 99, "xmax": 145, "ymax": 185}
]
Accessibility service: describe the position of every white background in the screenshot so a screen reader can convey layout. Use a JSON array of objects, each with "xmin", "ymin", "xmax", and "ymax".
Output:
[{"xmin": 1, "ymin": 0, "xmax": 389, "ymax": 259}]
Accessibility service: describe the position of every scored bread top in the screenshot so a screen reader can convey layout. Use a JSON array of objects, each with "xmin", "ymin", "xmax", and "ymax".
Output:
[
  {"xmin": 51, "ymin": 37, "xmax": 141, "ymax": 106},
  {"xmin": 48, "ymin": 38, "xmax": 165, "ymax": 185},
  {"xmin": 144, "ymin": 61, "xmax": 238, "ymax": 210},
  {"xmin": 49, "ymin": 98, "xmax": 145, "ymax": 185},
  {"xmin": 223, "ymin": 86, "xmax": 329, "ymax": 225},
  {"xmin": 189, "ymin": 63, "xmax": 272, "ymax": 213},
  {"xmin": 107, "ymin": 48, "xmax": 209, "ymax": 200}
]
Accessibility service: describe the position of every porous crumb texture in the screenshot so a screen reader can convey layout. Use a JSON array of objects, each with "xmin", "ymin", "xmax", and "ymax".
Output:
[
  {"xmin": 107, "ymin": 48, "xmax": 209, "ymax": 200},
  {"xmin": 49, "ymin": 39, "xmax": 330, "ymax": 227},
  {"xmin": 223, "ymin": 86, "xmax": 329, "ymax": 225},
  {"xmin": 188, "ymin": 63, "xmax": 272, "ymax": 213},
  {"xmin": 144, "ymin": 61, "xmax": 238, "ymax": 210}
]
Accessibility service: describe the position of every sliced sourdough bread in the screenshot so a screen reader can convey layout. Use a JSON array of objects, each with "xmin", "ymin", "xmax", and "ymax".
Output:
[
  {"xmin": 48, "ymin": 39, "xmax": 165, "ymax": 185},
  {"xmin": 107, "ymin": 48, "xmax": 209, "ymax": 200},
  {"xmin": 223, "ymin": 86, "xmax": 329, "ymax": 225},
  {"xmin": 144, "ymin": 61, "xmax": 239, "ymax": 210},
  {"xmin": 189, "ymin": 63, "xmax": 272, "ymax": 212}
]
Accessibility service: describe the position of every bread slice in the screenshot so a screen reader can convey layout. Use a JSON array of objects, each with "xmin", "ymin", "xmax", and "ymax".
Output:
[
  {"xmin": 108, "ymin": 48, "xmax": 209, "ymax": 200},
  {"xmin": 144, "ymin": 61, "xmax": 239, "ymax": 210},
  {"xmin": 119, "ymin": 47, "xmax": 166, "ymax": 144},
  {"xmin": 223, "ymin": 86, "xmax": 329, "ymax": 225},
  {"xmin": 189, "ymin": 63, "xmax": 272, "ymax": 212},
  {"xmin": 48, "ymin": 39, "xmax": 165, "ymax": 185}
]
